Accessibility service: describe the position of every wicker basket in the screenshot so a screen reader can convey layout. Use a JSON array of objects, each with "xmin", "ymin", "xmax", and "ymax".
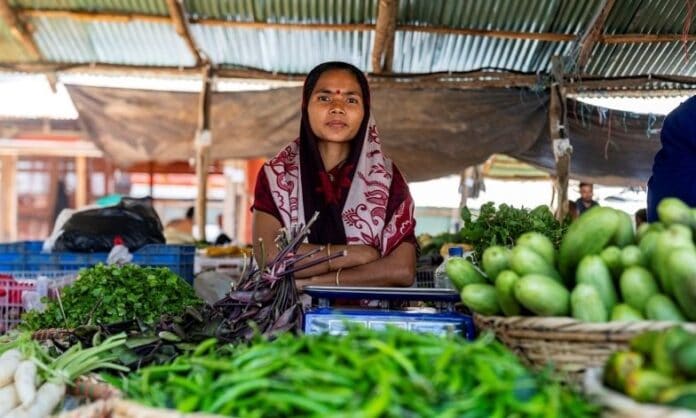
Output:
[
  {"xmin": 55, "ymin": 399, "xmax": 227, "ymax": 418},
  {"xmin": 584, "ymin": 367, "xmax": 696, "ymax": 418},
  {"xmin": 474, "ymin": 314, "xmax": 696, "ymax": 383}
]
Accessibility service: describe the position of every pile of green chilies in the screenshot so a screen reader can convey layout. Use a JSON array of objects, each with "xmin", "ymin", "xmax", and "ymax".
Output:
[{"xmin": 108, "ymin": 327, "xmax": 598, "ymax": 418}]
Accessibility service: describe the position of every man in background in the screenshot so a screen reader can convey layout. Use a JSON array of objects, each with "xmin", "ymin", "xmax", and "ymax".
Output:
[{"xmin": 576, "ymin": 183, "xmax": 599, "ymax": 216}]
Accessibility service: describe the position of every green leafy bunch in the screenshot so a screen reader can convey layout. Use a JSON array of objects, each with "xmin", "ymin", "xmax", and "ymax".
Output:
[
  {"xmin": 460, "ymin": 202, "xmax": 568, "ymax": 263},
  {"xmin": 22, "ymin": 263, "xmax": 201, "ymax": 330}
]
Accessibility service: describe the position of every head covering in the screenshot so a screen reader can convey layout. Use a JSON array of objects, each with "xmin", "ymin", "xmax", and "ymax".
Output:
[
  {"xmin": 261, "ymin": 62, "xmax": 415, "ymax": 255},
  {"xmin": 647, "ymin": 95, "xmax": 696, "ymax": 221}
]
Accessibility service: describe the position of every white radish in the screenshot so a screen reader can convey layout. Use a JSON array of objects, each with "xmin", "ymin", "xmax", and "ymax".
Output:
[
  {"xmin": 0, "ymin": 349, "xmax": 22, "ymax": 387},
  {"xmin": 13, "ymin": 361, "xmax": 37, "ymax": 407},
  {"xmin": 2, "ymin": 405, "xmax": 29, "ymax": 418},
  {"xmin": 24, "ymin": 381, "xmax": 65, "ymax": 418},
  {"xmin": 0, "ymin": 384, "xmax": 19, "ymax": 415}
]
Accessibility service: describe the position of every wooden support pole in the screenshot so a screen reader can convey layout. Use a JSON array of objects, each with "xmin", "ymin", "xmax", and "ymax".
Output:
[
  {"xmin": 0, "ymin": 155, "xmax": 18, "ymax": 241},
  {"xmin": 0, "ymin": 0, "xmax": 41, "ymax": 60},
  {"xmin": 372, "ymin": 0, "xmax": 398, "ymax": 73},
  {"xmin": 165, "ymin": 0, "xmax": 204, "ymax": 65},
  {"xmin": 549, "ymin": 57, "xmax": 571, "ymax": 221},
  {"xmin": 576, "ymin": 0, "xmax": 616, "ymax": 71},
  {"xmin": 75, "ymin": 155, "xmax": 87, "ymax": 208},
  {"xmin": 195, "ymin": 65, "xmax": 213, "ymax": 242}
]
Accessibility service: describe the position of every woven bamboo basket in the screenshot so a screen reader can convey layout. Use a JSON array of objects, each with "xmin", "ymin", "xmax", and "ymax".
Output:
[
  {"xmin": 474, "ymin": 314, "xmax": 696, "ymax": 383},
  {"xmin": 584, "ymin": 368, "xmax": 696, "ymax": 418},
  {"xmin": 55, "ymin": 399, "xmax": 227, "ymax": 418}
]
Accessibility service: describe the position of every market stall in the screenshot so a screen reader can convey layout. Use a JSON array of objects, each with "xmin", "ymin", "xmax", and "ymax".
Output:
[{"xmin": 2, "ymin": 0, "xmax": 696, "ymax": 416}]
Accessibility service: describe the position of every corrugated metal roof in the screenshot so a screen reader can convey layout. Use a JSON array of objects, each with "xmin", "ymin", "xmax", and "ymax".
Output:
[
  {"xmin": 31, "ymin": 17, "xmax": 196, "ymax": 66},
  {"xmin": 191, "ymin": 26, "xmax": 372, "ymax": 72},
  {"xmin": 9, "ymin": 0, "xmax": 167, "ymax": 15},
  {"xmin": 0, "ymin": 0, "xmax": 695, "ymax": 81}
]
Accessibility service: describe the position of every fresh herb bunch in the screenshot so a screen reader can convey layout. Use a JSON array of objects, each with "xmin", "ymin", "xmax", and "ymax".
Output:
[
  {"xmin": 111, "ymin": 327, "xmax": 598, "ymax": 417},
  {"xmin": 460, "ymin": 202, "xmax": 568, "ymax": 263},
  {"xmin": 22, "ymin": 264, "xmax": 201, "ymax": 330}
]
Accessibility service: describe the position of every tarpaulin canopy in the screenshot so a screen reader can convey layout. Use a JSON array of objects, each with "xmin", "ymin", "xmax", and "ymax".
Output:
[{"xmin": 66, "ymin": 85, "xmax": 666, "ymax": 185}]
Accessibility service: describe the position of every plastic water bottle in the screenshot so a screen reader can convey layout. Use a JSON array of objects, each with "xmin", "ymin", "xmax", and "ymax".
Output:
[{"xmin": 434, "ymin": 247, "xmax": 464, "ymax": 289}]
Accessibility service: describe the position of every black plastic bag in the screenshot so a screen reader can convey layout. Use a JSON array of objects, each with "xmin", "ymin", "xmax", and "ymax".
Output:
[{"xmin": 54, "ymin": 197, "xmax": 165, "ymax": 252}]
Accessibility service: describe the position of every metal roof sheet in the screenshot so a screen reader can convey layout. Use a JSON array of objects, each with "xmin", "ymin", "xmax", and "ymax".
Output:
[{"xmin": 0, "ymin": 0, "xmax": 694, "ymax": 81}]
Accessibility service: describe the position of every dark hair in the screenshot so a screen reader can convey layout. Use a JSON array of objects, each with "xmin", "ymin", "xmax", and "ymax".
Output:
[
  {"xmin": 185, "ymin": 206, "xmax": 194, "ymax": 219},
  {"xmin": 579, "ymin": 182, "xmax": 593, "ymax": 189},
  {"xmin": 635, "ymin": 208, "xmax": 647, "ymax": 222}
]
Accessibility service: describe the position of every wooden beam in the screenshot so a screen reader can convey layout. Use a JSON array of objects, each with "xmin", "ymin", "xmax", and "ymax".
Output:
[
  {"xmin": 0, "ymin": 155, "xmax": 18, "ymax": 241},
  {"xmin": 549, "ymin": 57, "xmax": 570, "ymax": 222},
  {"xmin": 0, "ymin": 0, "xmax": 41, "ymax": 59},
  {"xmin": 372, "ymin": 0, "xmax": 398, "ymax": 73},
  {"xmin": 194, "ymin": 65, "xmax": 213, "ymax": 242},
  {"xmin": 165, "ymin": 0, "xmax": 204, "ymax": 65},
  {"xmin": 0, "ymin": 61, "xmax": 542, "ymax": 88},
  {"xmin": 576, "ymin": 0, "xmax": 616, "ymax": 70},
  {"xmin": 75, "ymin": 155, "xmax": 87, "ymax": 208},
  {"xmin": 602, "ymin": 33, "xmax": 696, "ymax": 43}
]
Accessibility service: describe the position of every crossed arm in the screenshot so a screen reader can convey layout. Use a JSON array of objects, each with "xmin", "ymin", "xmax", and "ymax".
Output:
[{"xmin": 252, "ymin": 210, "xmax": 416, "ymax": 289}]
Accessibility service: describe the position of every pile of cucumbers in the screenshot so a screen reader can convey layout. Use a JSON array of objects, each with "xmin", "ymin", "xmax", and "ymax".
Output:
[
  {"xmin": 603, "ymin": 326, "xmax": 696, "ymax": 409},
  {"xmin": 452, "ymin": 197, "xmax": 696, "ymax": 322}
]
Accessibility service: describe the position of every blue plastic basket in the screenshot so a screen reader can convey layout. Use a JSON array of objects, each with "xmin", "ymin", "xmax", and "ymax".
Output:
[{"xmin": 0, "ymin": 242, "xmax": 194, "ymax": 284}]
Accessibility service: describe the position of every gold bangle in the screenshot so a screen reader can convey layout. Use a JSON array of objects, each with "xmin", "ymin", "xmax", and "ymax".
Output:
[
  {"xmin": 335, "ymin": 268, "xmax": 342, "ymax": 286},
  {"xmin": 327, "ymin": 244, "xmax": 333, "ymax": 271}
]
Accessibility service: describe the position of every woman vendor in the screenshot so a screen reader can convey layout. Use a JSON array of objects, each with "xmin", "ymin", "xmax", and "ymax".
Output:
[{"xmin": 251, "ymin": 61, "xmax": 417, "ymax": 289}]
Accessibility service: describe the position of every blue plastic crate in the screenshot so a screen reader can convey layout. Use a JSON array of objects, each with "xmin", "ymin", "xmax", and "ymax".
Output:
[{"xmin": 2, "ymin": 242, "xmax": 194, "ymax": 284}]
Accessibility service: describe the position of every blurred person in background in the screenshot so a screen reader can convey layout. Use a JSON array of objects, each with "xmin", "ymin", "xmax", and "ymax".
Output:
[{"xmin": 576, "ymin": 183, "xmax": 599, "ymax": 216}]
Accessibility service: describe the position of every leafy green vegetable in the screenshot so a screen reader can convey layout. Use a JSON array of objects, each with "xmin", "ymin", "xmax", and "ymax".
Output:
[
  {"xmin": 460, "ymin": 202, "xmax": 569, "ymax": 264},
  {"xmin": 22, "ymin": 264, "xmax": 201, "ymax": 330},
  {"xmin": 112, "ymin": 327, "xmax": 598, "ymax": 417}
]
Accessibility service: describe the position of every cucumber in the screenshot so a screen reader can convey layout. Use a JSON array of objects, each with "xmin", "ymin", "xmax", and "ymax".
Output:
[
  {"xmin": 668, "ymin": 248, "xmax": 696, "ymax": 321},
  {"xmin": 600, "ymin": 246, "xmax": 623, "ymax": 280},
  {"xmin": 445, "ymin": 258, "xmax": 486, "ymax": 290},
  {"xmin": 559, "ymin": 206, "xmax": 620, "ymax": 280},
  {"xmin": 571, "ymin": 284, "xmax": 608, "ymax": 323},
  {"xmin": 620, "ymin": 245, "xmax": 646, "ymax": 269},
  {"xmin": 516, "ymin": 232, "xmax": 555, "ymax": 266},
  {"xmin": 625, "ymin": 369, "xmax": 674, "ymax": 403},
  {"xmin": 495, "ymin": 270, "xmax": 521, "ymax": 316},
  {"xmin": 481, "ymin": 246, "xmax": 510, "ymax": 283},
  {"xmin": 576, "ymin": 255, "xmax": 618, "ymax": 311},
  {"xmin": 509, "ymin": 245, "xmax": 562, "ymax": 284},
  {"xmin": 645, "ymin": 294, "xmax": 685, "ymax": 322},
  {"xmin": 460, "ymin": 284, "xmax": 500, "ymax": 316},
  {"xmin": 652, "ymin": 226, "xmax": 694, "ymax": 295},
  {"xmin": 513, "ymin": 274, "xmax": 570, "ymax": 316},
  {"xmin": 619, "ymin": 267, "xmax": 658, "ymax": 313},
  {"xmin": 658, "ymin": 197, "xmax": 692, "ymax": 226},
  {"xmin": 653, "ymin": 327, "xmax": 691, "ymax": 377},
  {"xmin": 675, "ymin": 338, "xmax": 696, "ymax": 378},
  {"xmin": 638, "ymin": 230, "xmax": 660, "ymax": 267},
  {"xmin": 603, "ymin": 351, "xmax": 644, "ymax": 392},
  {"xmin": 612, "ymin": 210, "xmax": 636, "ymax": 248},
  {"xmin": 611, "ymin": 304, "xmax": 644, "ymax": 322},
  {"xmin": 630, "ymin": 331, "xmax": 660, "ymax": 356},
  {"xmin": 658, "ymin": 383, "xmax": 696, "ymax": 408},
  {"xmin": 636, "ymin": 222, "xmax": 651, "ymax": 242}
]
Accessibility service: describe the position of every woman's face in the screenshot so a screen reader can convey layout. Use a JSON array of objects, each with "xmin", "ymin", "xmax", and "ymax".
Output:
[{"xmin": 307, "ymin": 69, "xmax": 365, "ymax": 144}]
